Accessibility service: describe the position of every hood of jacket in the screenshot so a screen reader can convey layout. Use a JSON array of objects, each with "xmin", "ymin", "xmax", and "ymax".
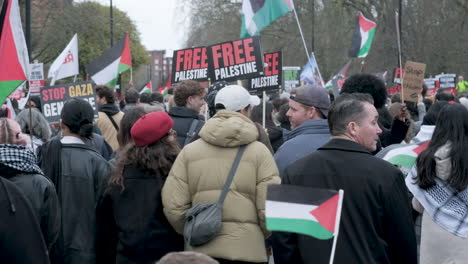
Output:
[
  {"xmin": 99, "ymin": 103, "xmax": 120, "ymax": 116},
  {"xmin": 198, "ymin": 110, "xmax": 258, "ymax": 147},
  {"xmin": 435, "ymin": 142, "xmax": 452, "ymax": 181},
  {"xmin": 283, "ymin": 119, "xmax": 329, "ymax": 141},
  {"xmin": 168, "ymin": 106, "xmax": 202, "ymax": 119}
]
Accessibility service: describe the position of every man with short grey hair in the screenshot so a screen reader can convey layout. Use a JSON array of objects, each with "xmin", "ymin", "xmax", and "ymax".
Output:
[{"xmin": 272, "ymin": 93, "xmax": 417, "ymax": 264}]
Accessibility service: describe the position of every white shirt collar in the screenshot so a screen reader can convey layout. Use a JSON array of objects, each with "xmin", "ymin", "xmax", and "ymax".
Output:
[{"xmin": 60, "ymin": 136, "xmax": 85, "ymax": 144}]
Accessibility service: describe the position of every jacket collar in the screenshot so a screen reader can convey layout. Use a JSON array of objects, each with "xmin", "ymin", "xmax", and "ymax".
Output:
[
  {"xmin": 283, "ymin": 119, "xmax": 329, "ymax": 141},
  {"xmin": 319, "ymin": 138, "xmax": 371, "ymax": 155},
  {"xmin": 168, "ymin": 106, "xmax": 201, "ymax": 119}
]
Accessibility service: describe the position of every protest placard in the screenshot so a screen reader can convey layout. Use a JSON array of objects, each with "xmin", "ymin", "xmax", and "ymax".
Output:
[
  {"xmin": 40, "ymin": 81, "xmax": 98, "ymax": 124},
  {"xmin": 29, "ymin": 62, "xmax": 45, "ymax": 94},
  {"xmin": 393, "ymin": 68, "xmax": 404, "ymax": 84},
  {"xmin": 402, "ymin": 61, "xmax": 426, "ymax": 102},
  {"xmin": 171, "ymin": 47, "xmax": 209, "ymax": 83},
  {"xmin": 207, "ymin": 36, "xmax": 264, "ymax": 82},
  {"xmin": 282, "ymin": 66, "xmax": 301, "ymax": 92},
  {"xmin": 248, "ymin": 51, "xmax": 282, "ymax": 95}
]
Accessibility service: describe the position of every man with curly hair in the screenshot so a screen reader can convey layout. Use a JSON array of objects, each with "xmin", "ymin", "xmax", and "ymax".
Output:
[{"xmin": 168, "ymin": 80, "xmax": 206, "ymax": 147}]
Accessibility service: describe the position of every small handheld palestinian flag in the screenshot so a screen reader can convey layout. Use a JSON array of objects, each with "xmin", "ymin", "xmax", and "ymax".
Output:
[
  {"xmin": 348, "ymin": 12, "xmax": 376, "ymax": 58},
  {"xmin": 267, "ymin": 185, "xmax": 344, "ymax": 263}
]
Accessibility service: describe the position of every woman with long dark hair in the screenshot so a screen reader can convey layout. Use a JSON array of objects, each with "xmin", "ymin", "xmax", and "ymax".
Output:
[
  {"xmin": 406, "ymin": 103, "xmax": 468, "ymax": 264},
  {"xmin": 96, "ymin": 111, "xmax": 183, "ymax": 264}
]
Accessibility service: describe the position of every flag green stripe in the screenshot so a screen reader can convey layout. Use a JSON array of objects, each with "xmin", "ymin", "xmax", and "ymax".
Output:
[
  {"xmin": 0, "ymin": 80, "xmax": 24, "ymax": 104},
  {"xmin": 357, "ymin": 27, "xmax": 375, "ymax": 57},
  {"xmin": 252, "ymin": 0, "xmax": 291, "ymax": 35},
  {"xmin": 388, "ymin": 154, "xmax": 416, "ymax": 168},
  {"xmin": 266, "ymin": 217, "xmax": 334, "ymax": 240},
  {"xmin": 106, "ymin": 78, "xmax": 118, "ymax": 88},
  {"xmin": 118, "ymin": 62, "xmax": 131, "ymax": 74}
]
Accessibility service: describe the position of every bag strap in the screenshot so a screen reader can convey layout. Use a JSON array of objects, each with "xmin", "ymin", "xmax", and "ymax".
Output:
[
  {"xmin": 217, "ymin": 145, "xmax": 247, "ymax": 206},
  {"xmin": 184, "ymin": 119, "xmax": 200, "ymax": 146},
  {"xmin": 103, "ymin": 112, "xmax": 119, "ymax": 131}
]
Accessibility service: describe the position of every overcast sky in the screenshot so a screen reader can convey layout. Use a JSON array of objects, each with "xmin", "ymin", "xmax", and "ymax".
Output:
[{"xmin": 78, "ymin": 0, "xmax": 184, "ymax": 52}]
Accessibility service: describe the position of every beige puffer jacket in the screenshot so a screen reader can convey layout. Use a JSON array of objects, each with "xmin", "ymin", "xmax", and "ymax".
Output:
[{"xmin": 162, "ymin": 110, "xmax": 280, "ymax": 262}]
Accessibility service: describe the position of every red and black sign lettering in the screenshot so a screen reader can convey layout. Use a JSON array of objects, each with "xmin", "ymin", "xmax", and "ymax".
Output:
[
  {"xmin": 171, "ymin": 47, "xmax": 209, "ymax": 83},
  {"xmin": 40, "ymin": 81, "xmax": 98, "ymax": 124},
  {"xmin": 248, "ymin": 51, "xmax": 282, "ymax": 95},
  {"xmin": 207, "ymin": 36, "xmax": 264, "ymax": 82}
]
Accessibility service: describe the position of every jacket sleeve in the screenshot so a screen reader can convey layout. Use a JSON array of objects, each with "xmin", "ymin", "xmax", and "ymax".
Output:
[
  {"xmin": 382, "ymin": 172, "xmax": 418, "ymax": 264},
  {"xmin": 40, "ymin": 180, "xmax": 60, "ymax": 250},
  {"xmin": 380, "ymin": 119, "xmax": 410, "ymax": 147},
  {"xmin": 271, "ymin": 167, "xmax": 302, "ymax": 264},
  {"xmin": 162, "ymin": 150, "xmax": 191, "ymax": 234},
  {"xmin": 93, "ymin": 158, "xmax": 112, "ymax": 202},
  {"xmin": 96, "ymin": 192, "xmax": 118, "ymax": 264},
  {"xmin": 255, "ymin": 144, "xmax": 281, "ymax": 238}
]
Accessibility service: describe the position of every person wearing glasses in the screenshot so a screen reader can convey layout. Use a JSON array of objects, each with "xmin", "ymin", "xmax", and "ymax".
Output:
[
  {"xmin": 273, "ymin": 83, "xmax": 331, "ymax": 177},
  {"xmin": 96, "ymin": 111, "xmax": 183, "ymax": 264}
]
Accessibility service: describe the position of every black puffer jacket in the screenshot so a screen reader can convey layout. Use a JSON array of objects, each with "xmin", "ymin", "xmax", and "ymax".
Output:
[
  {"xmin": 0, "ymin": 166, "xmax": 60, "ymax": 250},
  {"xmin": 96, "ymin": 165, "xmax": 183, "ymax": 264},
  {"xmin": 168, "ymin": 106, "xmax": 204, "ymax": 147},
  {"xmin": 38, "ymin": 141, "xmax": 111, "ymax": 264}
]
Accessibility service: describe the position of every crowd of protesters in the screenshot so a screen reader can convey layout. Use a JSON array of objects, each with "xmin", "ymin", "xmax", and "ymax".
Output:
[{"xmin": 1, "ymin": 73, "xmax": 468, "ymax": 264}]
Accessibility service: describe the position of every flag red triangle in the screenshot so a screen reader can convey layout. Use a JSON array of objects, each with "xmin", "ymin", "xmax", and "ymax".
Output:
[
  {"xmin": 0, "ymin": 0, "xmax": 27, "ymax": 82},
  {"xmin": 358, "ymin": 12, "xmax": 376, "ymax": 32},
  {"xmin": 413, "ymin": 141, "xmax": 430, "ymax": 155},
  {"xmin": 120, "ymin": 33, "xmax": 132, "ymax": 67},
  {"xmin": 310, "ymin": 194, "xmax": 339, "ymax": 233}
]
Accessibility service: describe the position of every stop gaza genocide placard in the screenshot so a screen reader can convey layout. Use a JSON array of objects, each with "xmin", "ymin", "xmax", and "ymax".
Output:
[
  {"xmin": 40, "ymin": 81, "xmax": 98, "ymax": 124},
  {"xmin": 207, "ymin": 36, "xmax": 264, "ymax": 82},
  {"xmin": 248, "ymin": 51, "xmax": 282, "ymax": 95},
  {"xmin": 171, "ymin": 47, "xmax": 209, "ymax": 84}
]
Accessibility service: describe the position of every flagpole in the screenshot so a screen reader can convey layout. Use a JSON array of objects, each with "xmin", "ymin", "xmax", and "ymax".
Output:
[
  {"xmin": 262, "ymin": 91, "xmax": 266, "ymax": 129},
  {"xmin": 329, "ymin": 189, "xmax": 344, "ymax": 264},
  {"xmin": 73, "ymin": 74, "xmax": 77, "ymax": 83},
  {"xmin": 395, "ymin": 11, "xmax": 404, "ymax": 103},
  {"xmin": 291, "ymin": 0, "xmax": 311, "ymax": 63}
]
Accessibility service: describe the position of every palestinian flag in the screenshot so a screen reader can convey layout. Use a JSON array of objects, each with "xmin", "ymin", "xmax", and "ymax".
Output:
[
  {"xmin": 266, "ymin": 185, "xmax": 344, "ymax": 240},
  {"xmin": 348, "ymin": 12, "xmax": 376, "ymax": 58},
  {"xmin": 240, "ymin": 0, "xmax": 294, "ymax": 38},
  {"xmin": 0, "ymin": 0, "xmax": 29, "ymax": 104},
  {"xmin": 86, "ymin": 33, "xmax": 132, "ymax": 87},
  {"xmin": 324, "ymin": 60, "xmax": 352, "ymax": 95},
  {"xmin": 140, "ymin": 81, "xmax": 152, "ymax": 94},
  {"xmin": 376, "ymin": 141, "xmax": 430, "ymax": 176}
]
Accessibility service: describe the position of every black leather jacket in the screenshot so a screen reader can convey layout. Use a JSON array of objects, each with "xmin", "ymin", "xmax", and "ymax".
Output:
[{"xmin": 38, "ymin": 142, "xmax": 111, "ymax": 264}]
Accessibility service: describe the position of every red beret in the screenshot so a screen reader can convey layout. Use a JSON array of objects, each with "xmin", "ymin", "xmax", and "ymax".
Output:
[{"xmin": 131, "ymin": 111, "xmax": 174, "ymax": 146}]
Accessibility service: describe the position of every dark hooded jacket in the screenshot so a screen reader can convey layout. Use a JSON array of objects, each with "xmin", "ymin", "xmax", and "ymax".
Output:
[
  {"xmin": 168, "ymin": 106, "xmax": 204, "ymax": 147},
  {"xmin": 0, "ymin": 177, "xmax": 50, "ymax": 264},
  {"xmin": 0, "ymin": 167, "xmax": 60, "ymax": 249},
  {"xmin": 0, "ymin": 144, "xmax": 60, "ymax": 250}
]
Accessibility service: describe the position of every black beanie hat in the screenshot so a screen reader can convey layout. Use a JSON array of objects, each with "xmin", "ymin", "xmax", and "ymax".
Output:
[{"xmin": 61, "ymin": 98, "xmax": 94, "ymax": 130}]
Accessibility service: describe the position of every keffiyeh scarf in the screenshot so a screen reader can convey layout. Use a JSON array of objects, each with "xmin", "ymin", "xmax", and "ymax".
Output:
[
  {"xmin": 406, "ymin": 166, "xmax": 468, "ymax": 238},
  {"xmin": 0, "ymin": 144, "xmax": 43, "ymax": 175}
]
